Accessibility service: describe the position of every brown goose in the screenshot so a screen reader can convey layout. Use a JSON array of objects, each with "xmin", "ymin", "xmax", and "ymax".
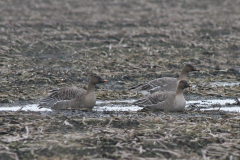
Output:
[
  {"xmin": 130, "ymin": 64, "xmax": 199, "ymax": 95},
  {"xmin": 132, "ymin": 80, "xmax": 191, "ymax": 112},
  {"xmin": 38, "ymin": 75, "xmax": 107, "ymax": 110}
]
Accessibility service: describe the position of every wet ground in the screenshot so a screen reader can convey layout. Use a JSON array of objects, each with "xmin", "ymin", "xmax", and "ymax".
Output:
[{"xmin": 1, "ymin": 0, "xmax": 240, "ymax": 159}]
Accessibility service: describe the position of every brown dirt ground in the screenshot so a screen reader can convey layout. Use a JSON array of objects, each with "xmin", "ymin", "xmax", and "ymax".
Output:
[{"xmin": 1, "ymin": 0, "xmax": 240, "ymax": 159}]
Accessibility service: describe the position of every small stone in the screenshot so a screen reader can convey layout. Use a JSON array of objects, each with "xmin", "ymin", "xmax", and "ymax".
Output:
[
  {"xmin": 19, "ymin": 96, "xmax": 26, "ymax": 100},
  {"xmin": 1, "ymin": 99, "xmax": 13, "ymax": 103}
]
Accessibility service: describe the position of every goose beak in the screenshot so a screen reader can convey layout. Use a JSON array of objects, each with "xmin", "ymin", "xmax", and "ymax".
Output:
[
  {"xmin": 188, "ymin": 84, "xmax": 192, "ymax": 92},
  {"xmin": 185, "ymin": 81, "xmax": 192, "ymax": 88},
  {"xmin": 99, "ymin": 78, "xmax": 108, "ymax": 83},
  {"xmin": 194, "ymin": 68, "xmax": 200, "ymax": 71}
]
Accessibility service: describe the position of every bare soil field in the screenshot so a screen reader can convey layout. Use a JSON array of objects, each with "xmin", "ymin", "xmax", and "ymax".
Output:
[{"xmin": 1, "ymin": 0, "xmax": 240, "ymax": 159}]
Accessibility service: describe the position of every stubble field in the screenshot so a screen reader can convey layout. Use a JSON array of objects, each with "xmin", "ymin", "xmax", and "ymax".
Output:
[{"xmin": 1, "ymin": 0, "xmax": 240, "ymax": 159}]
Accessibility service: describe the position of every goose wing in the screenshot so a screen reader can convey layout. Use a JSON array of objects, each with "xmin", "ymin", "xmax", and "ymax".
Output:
[
  {"xmin": 130, "ymin": 77, "xmax": 177, "ymax": 93},
  {"xmin": 38, "ymin": 87, "xmax": 86, "ymax": 108},
  {"xmin": 132, "ymin": 91, "xmax": 173, "ymax": 108}
]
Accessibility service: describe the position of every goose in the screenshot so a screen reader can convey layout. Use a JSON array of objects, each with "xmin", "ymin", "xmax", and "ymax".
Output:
[
  {"xmin": 132, "ymin": 80, "xmax": 191, "ymax": 112},
  {"xmin": 38, "ymin": 75, "xmax": 107, "ymax": 110},
  {"xmin": 130, "ymin": 64, "xmax": 198, "ymax": 95}
]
